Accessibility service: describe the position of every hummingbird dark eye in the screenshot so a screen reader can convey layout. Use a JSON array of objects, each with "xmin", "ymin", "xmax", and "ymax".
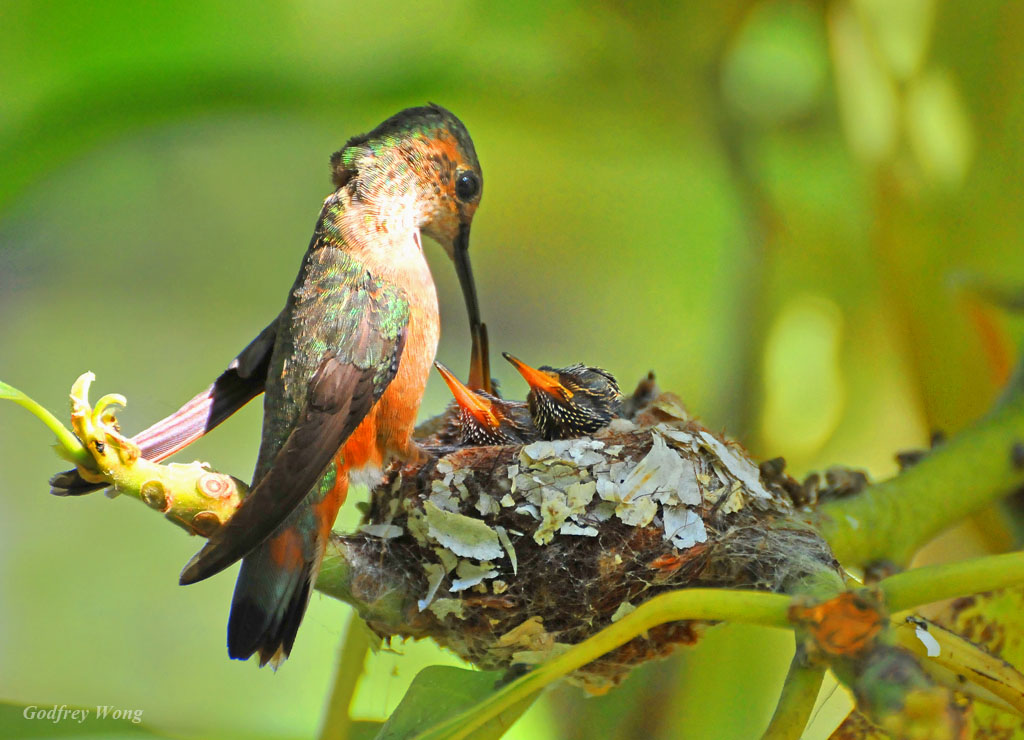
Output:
[{"xmin": 455, "ymin": 171, "xmax": 481, "ymax": 202}]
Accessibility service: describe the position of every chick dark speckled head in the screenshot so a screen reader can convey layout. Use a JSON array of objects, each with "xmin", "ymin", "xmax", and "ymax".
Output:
[
  {"xmin": 502, "ymin": 353, "xmax": 622, "ymax": 440},
  {"xmin": 434, "ymin": 362, "xmax": 538, "ymax": 446}
]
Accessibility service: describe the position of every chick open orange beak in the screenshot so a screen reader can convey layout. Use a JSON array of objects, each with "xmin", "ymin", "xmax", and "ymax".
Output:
[
  {"xmin": 501, "ymin": 353, "xmax": 572, "ymax": 399},
  {"xmin": 435, "ymin": 361, "xmax": 499, "ymax": 429}
]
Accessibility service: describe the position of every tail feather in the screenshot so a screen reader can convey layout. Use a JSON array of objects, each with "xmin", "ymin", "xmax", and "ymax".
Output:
[
  {"xmin": 227, "ymin": 543, "xmax": 316, "ymax": 667},
  {"xmin": 225, "ymin": 443, "xmax": 347, "ymax": 667},
  {"xmin": 49, "ymin": 318, "xmax": 276, "ymax": 497}
]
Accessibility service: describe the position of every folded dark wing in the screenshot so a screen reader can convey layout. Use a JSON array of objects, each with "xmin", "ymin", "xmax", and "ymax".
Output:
[{"xmin": 179, "ymin": 283, "xmax": 408, "ymax": 584}]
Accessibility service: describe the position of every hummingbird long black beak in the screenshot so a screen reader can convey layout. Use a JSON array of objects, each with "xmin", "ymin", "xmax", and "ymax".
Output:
[
  {"xmin": 502, "ymin": 353, "xmax": 571, "ymax": 400},
  {"xmin": 454, "ymin": 222, "xmax": 493, "ymax": 394},
  {"xmin": 453, "ymin": 223, "xmax": 479, "ymax": 333}
]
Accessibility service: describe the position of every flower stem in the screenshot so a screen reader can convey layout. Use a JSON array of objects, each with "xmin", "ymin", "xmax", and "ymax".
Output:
[{"xmin": 0, "ymin": 379, "xmax": 89, "ymax": 466}]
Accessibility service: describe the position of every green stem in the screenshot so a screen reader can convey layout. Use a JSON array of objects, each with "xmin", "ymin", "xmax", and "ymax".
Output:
[
  {"xmin": 318, "ymin": 613, "xmax": 373, "ymax": 740},
  {"xmin": 817, "ymin": 391, "xmax": 1024, "ymax": 567},
  {"xmin": 413, "ymin": 588, "xmax": 793, "ymax": 740},
  {"xmin": 761, "ymin": 653, "xmax": 826, "ymax": 740},
  {"xmin": 880, "ymin": 550, "xmax": 1024, "ymax": 612},
  {"xmin": 0, "ymin": 380, "xmax": 89, "ymax": 466}
]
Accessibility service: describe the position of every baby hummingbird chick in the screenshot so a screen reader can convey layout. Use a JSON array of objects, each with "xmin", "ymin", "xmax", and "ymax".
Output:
[
  {"xmin": 502, "ymin": 353, "xmax": 622, "ymax": 440},
  {"xmin": 434, "ymin": 361, "xmax": 538, "ymax": 445}
]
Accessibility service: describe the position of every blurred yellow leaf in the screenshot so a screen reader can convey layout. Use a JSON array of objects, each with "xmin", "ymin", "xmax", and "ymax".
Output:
[
  {"xmin": 760, "ymin": 294, "xmax": 846, "ymax": 465},
  {"xmin": 905, "ymin": 69, "xmax": 974, "ymax": 188},
  {"xmin": 854, "ymin": 0, "xmax": 935, "ymax": 81},
  {"xmin": 828, "ymin": 1, "xmax": 899, "ymax": 164}
]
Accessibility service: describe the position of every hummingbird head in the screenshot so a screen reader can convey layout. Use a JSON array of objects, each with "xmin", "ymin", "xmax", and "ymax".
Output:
[
  {"xmin": 331, "ymin": 104, "xmax": 484, "ymax": 333},
  {"xmin": 502, "ymin": 353, "xmax": 623, "ymax": 439}
]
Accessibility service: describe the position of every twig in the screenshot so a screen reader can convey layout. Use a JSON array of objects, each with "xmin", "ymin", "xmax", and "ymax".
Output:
[
  {"xmin": 761, "ymin": 653, "xmax": 826, "ymax": 740},
  {"xmin": 318, "ymin": 614, "xmax": 374, "ymax": 740}
]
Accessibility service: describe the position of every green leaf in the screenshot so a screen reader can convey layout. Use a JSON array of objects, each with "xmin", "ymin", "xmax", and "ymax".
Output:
[
  {"xmin": 0, "ymin": 701, "xmax": 162, "ymax": 738},
  {"xmin": 373, "ymin": 667, "xmax": 536, "ymax": 740},
  {"xmin": 946, "ymin": 586, "xmax": 1024, "ymax": 738}
]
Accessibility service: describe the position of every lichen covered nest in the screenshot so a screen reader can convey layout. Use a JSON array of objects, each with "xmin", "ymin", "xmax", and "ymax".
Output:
[{"xmin": 326, "ymin": 385, "xmax": 841, "ymax": 692}]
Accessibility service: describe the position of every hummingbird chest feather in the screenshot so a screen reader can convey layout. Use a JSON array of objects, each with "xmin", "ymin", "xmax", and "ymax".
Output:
[
  {"xmin": 258, "ymin": 220, "xmax": 439, "ymax": 493},
  {"xmin": 342, "ymin": 248, "xmax": 440, "ymax": 486}
]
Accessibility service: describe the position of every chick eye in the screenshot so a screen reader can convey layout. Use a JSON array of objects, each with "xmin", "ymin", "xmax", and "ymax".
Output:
[{"xmin": 455, "ymin": 171, "xmax": 481, "ymax": 202}]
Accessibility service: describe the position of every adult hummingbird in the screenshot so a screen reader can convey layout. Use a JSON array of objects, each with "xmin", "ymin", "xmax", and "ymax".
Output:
[
  {"xmin": 49, "ymin": 106, "xmax": 488, "ymax": 667},
  {"xmin": 181, "ymin": 105, "xmax": 489, "ymax": 666},
  {"xmin": 433, "ymin": 361, "xmax": 537, "ymax": 445},
  {"xmin": 502, "ymin": 353, "xmax": 622, "ymax": 439}
]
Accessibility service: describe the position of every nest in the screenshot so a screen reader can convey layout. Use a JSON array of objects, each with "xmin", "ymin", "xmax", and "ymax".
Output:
[{"xmin": 330, "ymin": 382, "xmax": 841, "ymax": 692}]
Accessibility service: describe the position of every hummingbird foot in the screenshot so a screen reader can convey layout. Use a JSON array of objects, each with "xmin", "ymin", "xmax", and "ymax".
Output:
[
  {"xmin": 420, "ymin": 443, "xmax": 462, "ymax": 457},
  {"xmin": 395, "ymin": 440, "xmax": 436, "ymax": 468},
  {"xmin": 405, "ymin": 443, "xmax": 462, "ymax": 480}
]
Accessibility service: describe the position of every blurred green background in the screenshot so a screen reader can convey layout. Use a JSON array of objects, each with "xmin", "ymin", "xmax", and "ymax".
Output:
[{"xmin": 2, "ymin": 1, "xmax": 1023, "ymax": 738}]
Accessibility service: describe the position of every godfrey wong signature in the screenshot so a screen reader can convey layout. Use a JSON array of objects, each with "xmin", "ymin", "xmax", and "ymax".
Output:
[{"xmin": 22, "ymin": 704, "xmax": 144, "ymax": 724}]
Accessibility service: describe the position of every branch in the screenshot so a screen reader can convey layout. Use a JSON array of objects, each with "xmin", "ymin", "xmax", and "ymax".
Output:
[{"xmin": 815, "ymin": 386, "xmax": 1024, "ymax": 568}]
